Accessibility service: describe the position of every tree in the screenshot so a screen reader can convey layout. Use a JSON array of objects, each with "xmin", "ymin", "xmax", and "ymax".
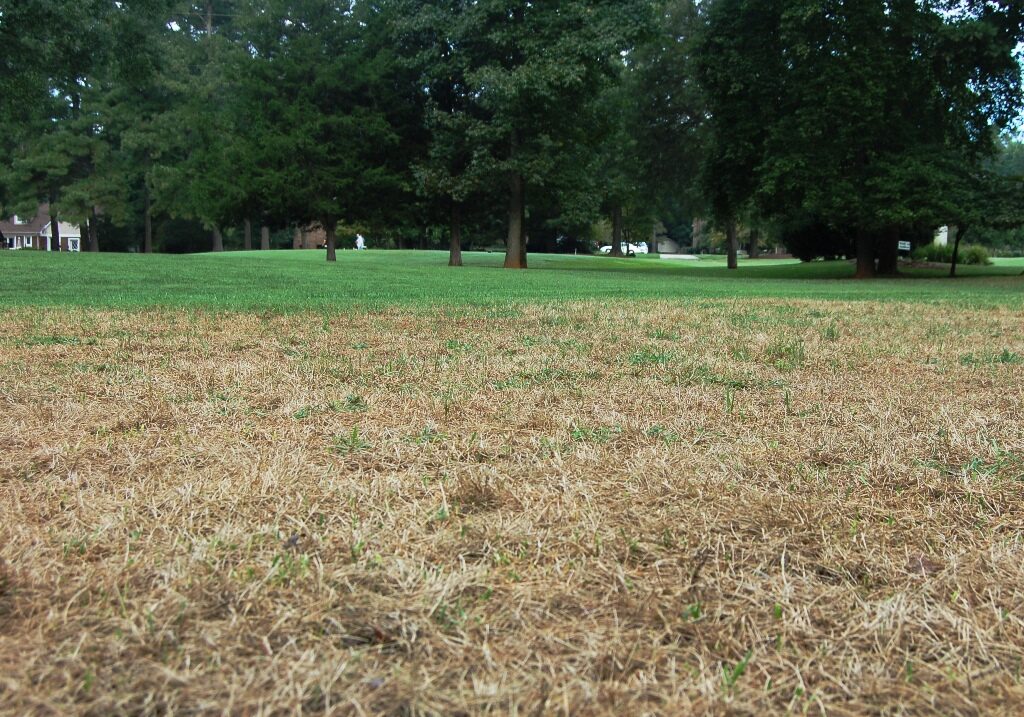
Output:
[
  {"xmin": 396, "ymin": 1, "xmax": 484, "ymax": 267},
  {"xmin": 696, "ymin": 0, "xmax": 1024, "ymax": 278},
  {"xmin": 148, "ymin": 1, "xmax": 250, "ymax": 252},
  {"xmin": 0, "ymin": 1, "xmax": 53, "ymax": 212},
  {"xmin": 401, "ymin": 1, "xmax": 650, "ymax": 269},
  {"xmin": 235, "ymin": 0, "xmax": 421, "ymax": 262},
  {"xmin": 631, "ymin": 0, "xmax": 706, "ymax": 255},
  {"xmin": 967, "ymin": 140, "xmax": 1024, "ymax": 261},
  {"xmin": 0, "ymin": 0, "xmax": 120, "ymax": 250},
  {"xmin": 1, "ymin": 0, "xmax": 179, "ymax": 253},
  {"xmin": 694, "ymin": 0, "xmax": 782, "ymax": 270},
  {"xmin": 942, "ymin": 162, "xmax": 1024, "ymax": 276},
  {"xmin": 594, "ymin": 70, "xmax": 646, "ymax": 258}
]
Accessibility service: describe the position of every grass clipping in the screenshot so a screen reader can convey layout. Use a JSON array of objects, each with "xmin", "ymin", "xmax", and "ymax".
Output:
[{"xmin": 1, "ymin": 300, "xmax": 1022, "ymax": 715}]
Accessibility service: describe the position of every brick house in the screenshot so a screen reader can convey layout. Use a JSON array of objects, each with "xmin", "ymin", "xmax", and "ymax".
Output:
[
  {"xmin": 0, "ymin": 205, "xmax": 82, "ymax": 252},
  {"xmin": 292, "ymin": 225, "xmax": 327, "ymax": 250}
]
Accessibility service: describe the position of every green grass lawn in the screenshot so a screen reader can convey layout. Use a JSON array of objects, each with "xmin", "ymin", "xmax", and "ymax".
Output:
[{"xmin": 1, "ymin": 249, "xmax": 1021, "ymax": 310}]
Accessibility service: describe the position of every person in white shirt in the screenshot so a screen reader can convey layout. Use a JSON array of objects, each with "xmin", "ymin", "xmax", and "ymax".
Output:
[{"xmin": 355, "ymin": 234, "xmax": 366, "ymax": 250}]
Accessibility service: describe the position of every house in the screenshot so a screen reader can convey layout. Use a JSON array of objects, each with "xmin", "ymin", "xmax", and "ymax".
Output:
[
  {"xmin": 293, "ymin": 225, "xmax": 327, "ymax": 250},
  {"xmin": 655, "ymin": 237, "xmax": 683, "ymax": 254},
  {"xmin": 0, "ymin": 205, "xmax": 82, "ymax": 252}
]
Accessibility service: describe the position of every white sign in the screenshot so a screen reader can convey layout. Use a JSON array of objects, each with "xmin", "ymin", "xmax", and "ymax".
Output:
[{"xmin": 898, "ymin": 241, "xmax": 912, "ymax": 252}]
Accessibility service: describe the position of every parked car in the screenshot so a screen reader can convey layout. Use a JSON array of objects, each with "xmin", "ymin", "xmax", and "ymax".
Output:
[{"xmin": 600, "ymin": 241, "xmax": 648, "ymax": 256}]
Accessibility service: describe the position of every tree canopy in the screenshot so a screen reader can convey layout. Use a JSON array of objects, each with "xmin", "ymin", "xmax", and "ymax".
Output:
[
  {"xmin": 696, "ymin": 0, "xmax": 1024, "ymax": 276},
  {"xmin": 1, "ymin": 0, "xmax": 1021, "ymax": 270}
]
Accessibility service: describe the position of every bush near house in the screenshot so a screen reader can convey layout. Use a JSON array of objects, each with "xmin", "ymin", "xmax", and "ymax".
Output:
[
  {"xmin": 912, "ymin": 243, "xmax": 992, "ymax": 266},
  {"xmin": 959, "ymin": 245, "xmax": 994, "ymax": 266}
]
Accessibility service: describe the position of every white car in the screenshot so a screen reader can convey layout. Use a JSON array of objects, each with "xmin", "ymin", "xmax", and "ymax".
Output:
[{"xmin": 599, "ymin": 241, "xmax": 648, "ymax": 256}]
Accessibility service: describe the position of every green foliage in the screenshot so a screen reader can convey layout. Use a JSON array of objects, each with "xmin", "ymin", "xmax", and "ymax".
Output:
[
  {"xmin": 722, "ymin": 650, "xmax": 753, "ymax": 691},
  {"xmin": 270, "ymin": 550, "xmax": 310, "ymax": 585},
  {"xmin": 0, "ymin": 0, "xmax": 171, "ymax": 249},
  {"xmin": 763, "ymin": 337, "xmax": 806, "ymax": 371},
  {"xmin": 235, "ymin": 0, "xmax": 421, "ymax": 239},
  {"xmin": 396, "ymin": 0, "xmax": 654, "ymax": 267},
  {"xmin": 695, "ymin": 0, "xmax": 1024, "ymax": 271},
  {"xmin": 155, "ymin": 218, "xmax": 213, "ymax": 254},
  {"xmin": 970, "ymin": 227, "xmax": 1024, "ymax": 257},
  {"xmin": 969, "ymin": 140, "xmax": 1024, "ymax": 255},
  {"xmin": 959, "ymin": 350, "xmax": 1023, "ymax": 367},
  {"xmin": 912, "ymin": 243, "xmax": 992, "ymax": 266},
  {"xmin": 3, "ymin": 0, "xmax": 1023, "ymax": 264},
  {"xmin": 334, "ymin": 395, "xmax": 369, "ymax": 414},
  {"xmin": 629, "ymin": 348, "xmax": 673, "ymax": 367},
  {"xmin": 959, "ymin": 245, "xmax": 994, "ymax": 267},
  {"xmin": 570, "ymin": 425, "xmax": 620, "ymax": 444},
  {"xmin": 912, "ymin": 243, "xmax": 955, "ymax": 263},
  {"xmin": 333, "ymin": 427, "xmax": 371, "ymax": 455}
]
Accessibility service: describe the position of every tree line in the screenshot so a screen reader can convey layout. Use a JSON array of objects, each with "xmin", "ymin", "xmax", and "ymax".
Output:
[{"xmin": 1, "ymin": 0, "xmax": 1023, "ymax": 275}]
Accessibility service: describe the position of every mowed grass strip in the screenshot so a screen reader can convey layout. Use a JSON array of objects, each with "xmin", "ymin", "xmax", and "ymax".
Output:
[
  {"xmin": 1, "ymin": 249, "xmax": 1023, "ymax": 310},
  {"xmin": 1, "ymin": 300, "xmax": 1023, "ymax": 714}
]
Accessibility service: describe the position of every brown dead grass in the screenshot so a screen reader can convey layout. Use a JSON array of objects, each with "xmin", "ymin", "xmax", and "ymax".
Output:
[{"xmin": 0, "ymin": 299, "xmax": 1022, "ymax": 716}]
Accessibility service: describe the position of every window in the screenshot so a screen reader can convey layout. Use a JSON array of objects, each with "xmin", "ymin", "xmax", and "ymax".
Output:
[
  {"xmin": 70, "ymin": 239, "xmax": 79, "ymax": 251},
  {"xmin": 12, "ymin": 216, "xmax": 26, "ymax": 225}
]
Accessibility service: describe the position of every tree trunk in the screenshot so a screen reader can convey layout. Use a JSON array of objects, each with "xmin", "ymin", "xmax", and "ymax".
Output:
[
  {"xmin": 79, "ymin": 214, "xmax": 89, "ymax": 253},
  {"xmin": 748, "ymin": 228, "xmax": 761, "ymax": 259},
  {"xmin": 610, "ymin": 204, "xmax": 624, "ymax": 257},
  {"xmin": 651, "ymin": 225, "xmax": 659, "ymax": 255},
  {"xmin": 212, "ymin": 227, "xmax": 224, "ymax": 252},
  {"xmin": 88, "ymin": 207, "xmax": 99, "ymax": 252},
  {"xmin": 293, "ymin": 227, "xmax": 302, "ymax": 249},
  {"xmin": 325, "ymin": 221, "xmax": 337, "ymax": 262},
  {"xmin": 854, "ymin": 229, "xmax": 876, "ymax": 279},
  {"xmin": 726, "ymin": 219, "xmax": 739, "ymax": 270},
  {"xmin": 260, "ymin": 225, "xmax": 270, "ymax": 251},
  {"xmin": 49, "ymin": 196, "xmax": 60, "ymax": 252},
  {"xmin": 950, "ymin": 225, "xmax": 967, "ymax": 278},
  {"xmin": 449, "ymin": 202, "xmax": 463, "ymax": 267},
  {"xmin": 876, "ymin": 226, "xmax": 900, "ymax": 276},
  {"xmin": 504, "ymin": 172, "xmax": 527, "ymax": 269},
  {"xmin": 519, "ymin": 194, "xmax": 527, "ymax": 267},
  {"xmin": 143, "ymin": 191, "xmax": 153, "ymax": 253},
  {"xmin": 519, "ymin": 187, "xmax": 527, "ymax": 266},
  {"xmin": 244, "ymin": 219, "xmax": 252, "ymax": 251}
]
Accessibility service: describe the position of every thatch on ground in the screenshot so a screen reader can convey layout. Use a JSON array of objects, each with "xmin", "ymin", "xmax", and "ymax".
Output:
[{"xmin": 1, "ymin": 300, "xmax": 1022, "ymax": 715}]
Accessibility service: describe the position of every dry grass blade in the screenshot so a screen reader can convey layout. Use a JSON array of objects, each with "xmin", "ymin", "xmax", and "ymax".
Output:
[{"xmin": 0, "ymin": 299, "xmax": 1022, "ymax": 715}]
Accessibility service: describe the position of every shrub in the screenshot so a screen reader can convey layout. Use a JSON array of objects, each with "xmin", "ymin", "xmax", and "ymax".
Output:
[
  {"xmin": 959, "ymin": 244, "xmax": 993, "ymax": 266},
  {"xmin": 912, "ymin": 242, "xmax": 992, "ymax": 265},
  {"xmin": 911, "ymin": 242, "xmax": 954, "ymax": 263}
]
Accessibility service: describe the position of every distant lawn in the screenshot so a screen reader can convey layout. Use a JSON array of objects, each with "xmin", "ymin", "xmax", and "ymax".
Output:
[{"xmin": 1, "ymin": 249, "xmax": 1022, "ymax": 310}]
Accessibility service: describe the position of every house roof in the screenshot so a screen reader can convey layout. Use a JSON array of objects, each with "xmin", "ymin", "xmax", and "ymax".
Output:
[{"xmin": 0, "ymin": 204, "xmax": 51, "ymax": 236}]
